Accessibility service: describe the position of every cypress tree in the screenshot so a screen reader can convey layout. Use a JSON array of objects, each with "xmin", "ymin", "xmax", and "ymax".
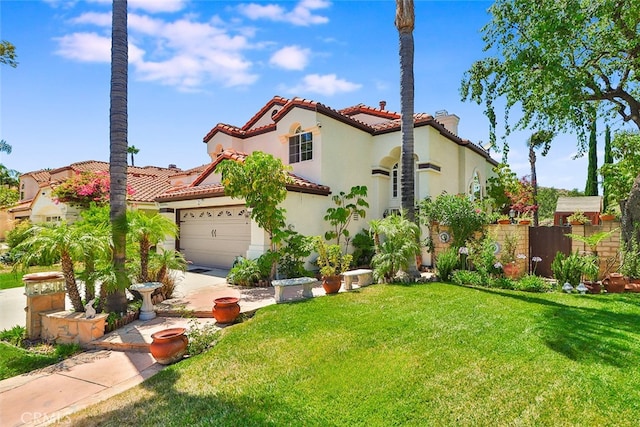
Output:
[
  {"xmin": 585, "ymin": 121, "xmax": 598, "ymax": 196},
  {"xmin": 602, "ymin": 125, "xmax": 613, "ymax": 211}
]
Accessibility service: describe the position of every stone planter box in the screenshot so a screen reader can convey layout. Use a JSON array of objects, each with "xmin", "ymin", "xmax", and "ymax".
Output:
[{"xmin": 41, "ymin": 311, "xmax": 108, "ymax": 347}]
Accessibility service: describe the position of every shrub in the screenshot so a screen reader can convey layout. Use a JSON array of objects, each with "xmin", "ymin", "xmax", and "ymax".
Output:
[
  {"xmin": 551, "ymin": 251, "xmax": 583, "ymax": 286},
  {"xmin": 515, "ymin": 274, "xmax": 554, "ymax": 292},
  {"xmin": 435, "ymin": 246, "xmax": 459, "ymax": 282},
  {"xmin": 452, "ymin": 270, "xmax": 483, "ymax": 286},
  {"xmin": 187, "ymin": 319, "xmax": 220, "ymax": 356},
  {"xmin": 227, "ymin": 257, "xmax": 261, "ymax": 286},
  {"xmin": 621, "ymin": 233, "xmax": 640, "ymax": 279},
  {"xmin": 0, "ymin": 325, "xmax": 26, "ymax": 346},
  {"xmin": 278, "ymin": 231, "xmax": 313, "ymax": 279},
  {"xmin": 491, "ymin": 276, "xmax": 517, "ymax": 290},
  {"xmin": 419, "ymin": 193, "xmax": 489, "ymax": 247},
  {"xmin": 351, "ymin": 229, "xmax": 375, "ymax": 268},
  {"xmin": 468, "ymin": 234, "xmax": 500, "ymax": 282}
]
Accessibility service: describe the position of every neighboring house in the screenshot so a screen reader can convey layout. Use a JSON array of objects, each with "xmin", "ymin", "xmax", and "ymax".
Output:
[
  {"xmin": 156, "ymin": 96, "xmax": 499, "ymax": 269},
  {"xmin": 9, "ymin": 161, "xmax": 205, "ymax": 225},
  {"xmin": 554, "ymin": 196, "xmax": 603, "ymax": 226}
]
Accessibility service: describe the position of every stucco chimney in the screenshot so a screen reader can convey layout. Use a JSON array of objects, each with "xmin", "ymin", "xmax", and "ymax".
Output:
[
  {"xmin": 435, "ymin": 110, "xmax": 460, "ymax": 136},
  {"xmin": 379, "ymin": 100, "xmax": 387, "ymax": 110}
]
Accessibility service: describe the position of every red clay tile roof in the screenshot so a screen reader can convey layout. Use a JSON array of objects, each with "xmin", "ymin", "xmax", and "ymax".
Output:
[
  {"xmin": 201, "ymin": 96, "xmax": 496, "ymax": 166},
  {"xmin": 156, "ymin": 148, "xmax": 330, "ymax": 202},
  {"xmin": 21, "ymin": 161, "xmax": 193, "ymax": 204}
]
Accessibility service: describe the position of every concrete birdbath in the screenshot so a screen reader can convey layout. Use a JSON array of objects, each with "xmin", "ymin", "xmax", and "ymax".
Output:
[{"xmin": 130, "ymin": 282, "xmax": 163, "ymax": 320}]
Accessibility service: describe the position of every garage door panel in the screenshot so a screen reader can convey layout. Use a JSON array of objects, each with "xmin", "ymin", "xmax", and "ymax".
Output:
[{"xmin": 178, "ymin": 206, "xmax": 250, "ymax": 268}]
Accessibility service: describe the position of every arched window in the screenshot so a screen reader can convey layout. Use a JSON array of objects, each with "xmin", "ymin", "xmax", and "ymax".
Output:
[
  {"xmin": 468, "ymin": 171, "xmax": 482, "ymax": 201},
  {"xmin": 289, "ymin": 126, "xmax": 313, "ymax": 164}
]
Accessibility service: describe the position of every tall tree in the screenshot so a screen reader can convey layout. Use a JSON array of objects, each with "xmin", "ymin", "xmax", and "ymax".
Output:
[
  {"xmin": 526, "ymin": 130, "xmax": 554, "ymax": 226},
  {"xmin": 602, "ymin": 125, "xmax": 613, "ymax": 212},
  {"xmin": 0, "ymin": 41, "xmax": 17, "ymax": 67},
  {"xmin": 107, "ymin": 0, "xmax": 129, "ymax": 313},
  {"xmin": 395, "ymin": 0, "xmax": 415, "ymax": 222},
  {"xmin": 585, "ymin": 121, "xmax": 598, "ymax": 196},
  {"xmin": 127, "ymin": 145, "xmax": 139, "ymax": 166},
  {"xmin": 461, "ymin": 0, "xmax": 640, "ymax": 246}
]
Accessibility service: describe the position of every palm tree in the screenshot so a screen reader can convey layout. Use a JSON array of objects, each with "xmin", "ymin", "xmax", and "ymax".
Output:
[
  {"xmin": 395, "ymin": 0, "xmax": 415, "ymax": 223},
  {"xmin": 527, "ymin": 130, "xmax": 554, "ymax": 226},
  {"xmin": 369, "ymin": 212, "xmax": 421, "ymax": 283},
  {"xmin": 127, "ymin": 145, "xmax": 140, "ymax": 166},
  {"xmin": 16, "ymin": 223, "xmax": 107, "ymax": 312},
  {"xmin": 128, "ymin": 211, "xmax": 178, "ymax": 282},
  {"xmin": 108, "ymin": 0, "xmax": 129, "ymax": 313}
]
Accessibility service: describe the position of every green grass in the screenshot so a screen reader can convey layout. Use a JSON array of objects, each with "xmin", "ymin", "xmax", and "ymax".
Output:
[
  {"xmin": 60, "ymin": 283, "xmax": 640, "ymax": 426},
  {"xmin": 0, "ymin": 341, "xmax": 81, "ymax": 380},
  {"xmin": 0, "ymin": 265, "xmax": 62, "ymax": 290}
]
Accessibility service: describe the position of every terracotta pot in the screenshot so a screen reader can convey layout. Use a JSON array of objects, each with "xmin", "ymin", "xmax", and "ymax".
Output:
[
  {"xmin": 497, "ymin": 219, "xmax": 511, "ymax": 225},
  {"xmin": 519, "ymin": 220, "xmax": 531, "ymax": 225},
  {"xmin": 625, "ymin": 280, "xmax": 640, "ymax": 293},
  {"xmin": 602, "ymin": 273, "xmax": 628, "ymax": 293},
  {"xmin": 503, "ymin": 263, "xmax": 521, "ymax": 280},
  {"xmin": 212, "ymin": 297, "xmax": 241, "ymax": 324},
  {"xmin": 322, "ymin": 275, "xmax": 342, "ymax": 294},
  {"xmin": 584, "ymin": 281, "xmax": 601, "ymax": 294},
  {"xmin": 599, "ymin": 214, "xmax": 615, "ymax": 221},
  {"xmin": 150, "ymin": 327, "xmax": 188, "ymax": 365}
]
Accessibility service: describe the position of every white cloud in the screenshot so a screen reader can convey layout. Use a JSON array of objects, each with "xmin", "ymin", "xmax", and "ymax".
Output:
[
  {"xmin": 55, "ymin": 32, "xmax": 111, "ymax": 62},
  {"xmin": 238, "ymin": 0, "xmax": 330, "ymax": 26},
  {"xmin": 129, "ymin": 0, "xmax": 188, "ymax": 13},
  {"xmin": 55, "ymin": 7, "xmax": 260, "ymax": 91},
  {"xmin": 72, "ymin": 12, "xmax": 112, "ymax": 26},
  {"xmin": 287, "ymin": 74, "xmax": 361, "ymax": 96},
  {"xmin": 270, "ymin": 46, "xmax": 310, "ymax": 70}
]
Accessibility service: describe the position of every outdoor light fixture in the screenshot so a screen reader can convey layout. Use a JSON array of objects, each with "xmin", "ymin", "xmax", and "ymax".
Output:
[
  {"xmin": 509, "ymin": 208, "xmax": 516, "ymax": 223},
  {"xmin": 576, "ymin": 283, "xmax": 588, "ymax": 295},
  {"xmin": 562, "ymin": 282, "xmax": 574, "ymax": 293}
]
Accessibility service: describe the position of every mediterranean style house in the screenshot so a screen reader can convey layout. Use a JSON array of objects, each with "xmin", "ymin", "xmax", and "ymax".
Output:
[
  {"xmin": 9, "ymin": 161, "xmax": 204, "ymax": 224},
  {"xmin": 156, "ymin": 96, "xmax": 498, "ymax": 269}
]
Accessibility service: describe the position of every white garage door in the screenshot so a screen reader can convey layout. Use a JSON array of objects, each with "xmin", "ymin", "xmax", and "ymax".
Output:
[{"xmin": 178, "ymin": 206, "xmax": 251, "ymax": 268}]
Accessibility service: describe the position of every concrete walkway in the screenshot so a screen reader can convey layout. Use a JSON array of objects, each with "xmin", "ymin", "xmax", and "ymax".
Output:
[{"xmin": 0, "ymin": 268, "xmax": 336, "ymax": 427}]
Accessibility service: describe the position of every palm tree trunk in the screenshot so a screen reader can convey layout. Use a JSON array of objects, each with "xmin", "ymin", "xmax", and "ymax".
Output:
[
  {"xmin": 61, "ymin": 252, "xmax": 84, "ymax": 312},
  {"xmin": 396, "ymin": 0, "xmax": 420, "ymax": 279},
  {"xmin": 108, "ymin": 0, "xmax": 129, "ymax": 313},
  {"xmin": 84, "ymin": 256, "xmax": 96, "ymax": 302},
  {"xmin": 396, "ymin": 0, "xmax": 415, "ymax": 223}
]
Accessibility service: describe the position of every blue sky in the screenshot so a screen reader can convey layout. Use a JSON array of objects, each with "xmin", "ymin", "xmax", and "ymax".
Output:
[{"xmin": 0, "ymin": 0, "xmax": 611, "ymax": 190}]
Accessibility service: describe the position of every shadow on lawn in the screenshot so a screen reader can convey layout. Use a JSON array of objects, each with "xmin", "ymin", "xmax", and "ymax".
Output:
[
  {"xmin": 473, "ymin": 287, "xmax": 640, "ymax": 368},
  {"xmin": 65, "ymin": 365, "xmax": 318, "ymax": 427}
]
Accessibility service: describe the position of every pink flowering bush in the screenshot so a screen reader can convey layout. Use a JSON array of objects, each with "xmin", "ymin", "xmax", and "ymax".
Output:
[{"xmin": 53, "ymin": 171, "xmax": 135, "ymax": 208}]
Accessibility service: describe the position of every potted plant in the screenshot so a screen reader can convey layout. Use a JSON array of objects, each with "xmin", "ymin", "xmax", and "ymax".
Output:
[
  {"xmin": 313, "ymin": 236, "xmax": 353, "ymax": 294},
  {"xmin": 567, "ymin": 210, "xmax": 590, "ymax": 225},
  {"xmin": 499, "ymin": 232, "xmax": 524, "ymax": 279},
  {"xmin": 518, "ymin": 212, "xmax": 532, "ymax": 225},
  {"xmin": 581, "ymin": 254, "xmax": 601, "ymax": 294},
  {"xmin": 497, "ymin": 214, "xmax": 511, "ymax": 225},
  {"xmin": 599, "ymin": 206, "xmax": 618, "ymax": 221}
]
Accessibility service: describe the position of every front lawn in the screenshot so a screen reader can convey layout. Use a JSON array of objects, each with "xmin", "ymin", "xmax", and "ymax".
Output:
[
  {"xmin": 0, "ymin": 341, "xmax": 81, "ymax": 380},
  {"xmin": 59, "ymin": 283, "xmax": 640, "ymax": 426},
  {"xmin": 0, "ymin": 265, "xmax": 63, "ymax": 290}
]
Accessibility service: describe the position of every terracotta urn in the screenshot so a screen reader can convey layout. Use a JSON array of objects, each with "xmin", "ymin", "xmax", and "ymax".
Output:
[
  {"xmin": 322, "ymin": 275, "xmax": 342, "ymax": 294},
  {"xmin": 212, "ymin": 297, "xmax": 241, "ymax": 324},
  {"xmin": 502, "ymin": 263, "xmax": 521, "ymax": 280},
  {"xmin": 150, "ymin": 327, "xmax": 188, "ymax": 365},
  {"xmin": 602, "ymin": 273, "xmax": 627, "ymax": 293}
]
